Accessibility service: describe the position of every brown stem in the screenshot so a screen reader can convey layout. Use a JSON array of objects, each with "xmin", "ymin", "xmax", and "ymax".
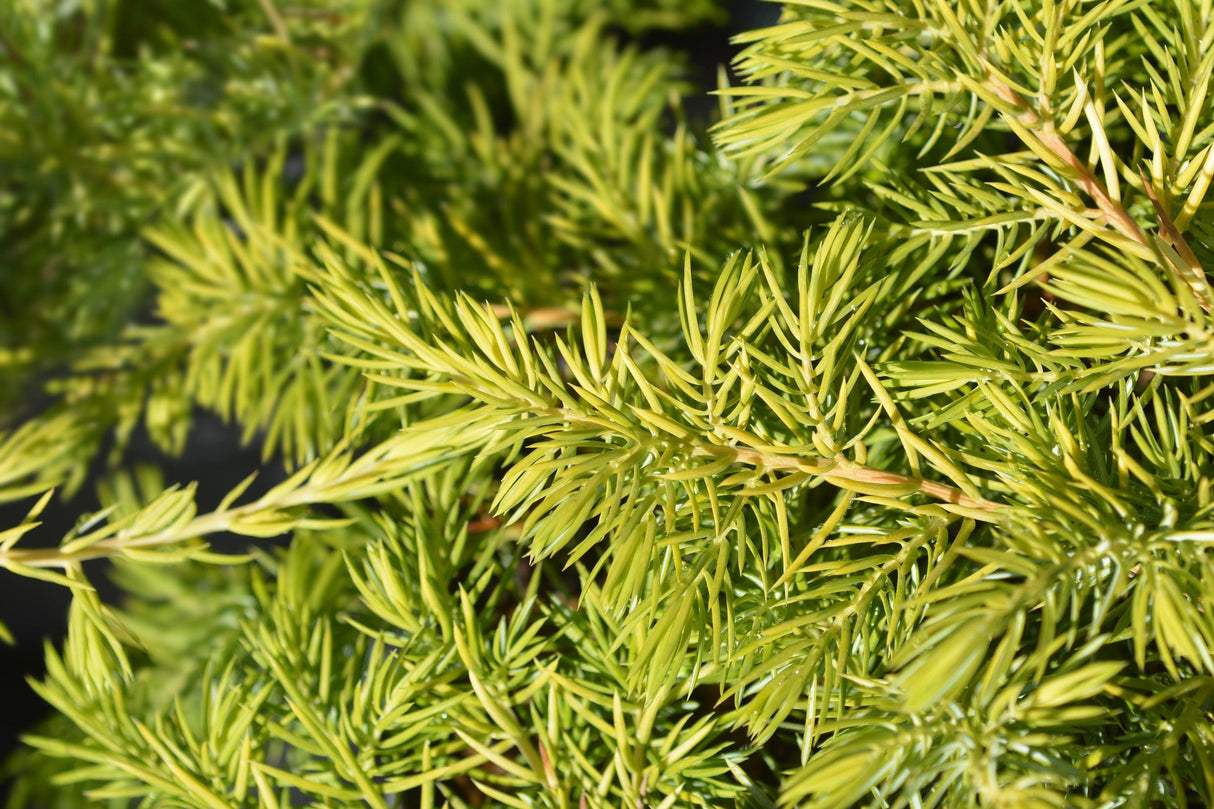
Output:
[
  {"xmin": 489, "ymin": 304, "xmax": 625, "ymax": 332},
  {"xmin": 986, "ymin": 72, "xmax": 1213, "ymax": 312},
  {"xmin": 467, "ymin": 514, "xmax": 505, "ymax": 533},
  {"xmin": 986, "ymin": 76, "xmax": 1145, "ymax": 242},
  {"xmin": 706, "ymin": 445, "xmax": 1001, "ymax": 514},
  {"xmin": 1139, "ymin": 167, "xmax": 1212, "ymax": 311}
]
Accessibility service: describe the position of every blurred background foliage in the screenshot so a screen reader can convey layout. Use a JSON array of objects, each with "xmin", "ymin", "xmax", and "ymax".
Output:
[{"xmin": 0, "ymin": 0, "xmax": 792, "ymax": 473}]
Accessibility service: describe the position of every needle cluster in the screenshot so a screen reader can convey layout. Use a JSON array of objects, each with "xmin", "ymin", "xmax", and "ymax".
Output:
[{"xmin": 3, "ymin": 1, "xmax": 1214, "ymax": 807}]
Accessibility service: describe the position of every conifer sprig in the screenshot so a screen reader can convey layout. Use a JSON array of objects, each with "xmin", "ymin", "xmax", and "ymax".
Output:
[{"xmin": 5, "ymin": 0, "xmax": 1214, "ymax": 806}]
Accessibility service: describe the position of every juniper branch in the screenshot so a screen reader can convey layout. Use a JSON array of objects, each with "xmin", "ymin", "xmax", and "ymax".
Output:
[
  {"xmin": 0, "ymin": 411, "xmax": 491, "ymax": 571},
  {"xmin": 982, "ymin": 70, "xmax": 1214, "ymax": 311}
]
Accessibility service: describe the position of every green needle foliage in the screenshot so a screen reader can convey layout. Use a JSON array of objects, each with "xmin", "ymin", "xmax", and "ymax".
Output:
[{"xmin": 5, "ymin": 0, "xmax": 1214, "ymax": 805}]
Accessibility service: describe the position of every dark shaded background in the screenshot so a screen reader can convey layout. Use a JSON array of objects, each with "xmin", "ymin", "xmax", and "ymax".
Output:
[{"xmin": 0, "ymin": 0, "xmax": 779, "ymax": 798}]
